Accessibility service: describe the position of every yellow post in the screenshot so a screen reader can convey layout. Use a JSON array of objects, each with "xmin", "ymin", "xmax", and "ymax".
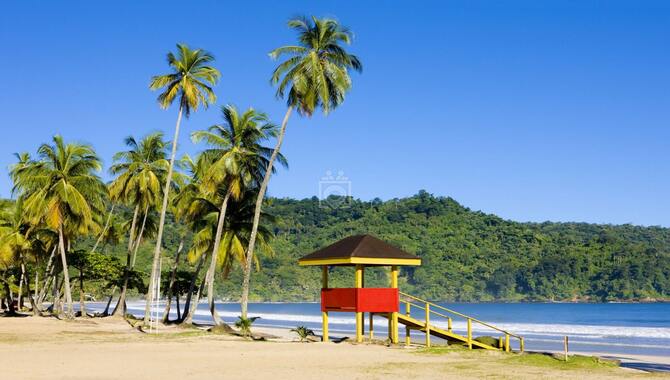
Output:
[
  {"xmin": 505, "ymin": 334, "xmax": 510, "ymax": 353},
  {"xmin": 425, "ymin": 303, "xmax": 431, "ymax": 347},
  {"xmin": 369, "ymin": 312, "xmax": 374, "ymax": 341},
  {"xmin": 447, "ymin": 317, "xmax": 452, "ymax": 332},
  {"xmin": 322, "ymin": 312, "xmax": 329, "ymax": 342},
  {"xmin": 520, "ymin": 337, "xmax": 525, "ymax": 353},
  {"xmin": 390, "ymin": 265, "xmax": 399, "ymax": 344},
  {"xmin": 498, "ymin": 336, "xmax": 503, "ymax": 350},
  {"xmin": 387, "ymin": 312, "xmax": 392, "ymax": 341},
  {"xmin": 405, "ymin": 301, "xmax": 411, "ymax": 346},
  {"xmin": 322, "ymin": 266, "xmax": 329, "ymax": 342},
  {"xmin": 467, "ymin": 318, "xmax": 472, "ymax": 349},
  {"xmin": 355, "ymin": 265, "xmax": 363, "ymax": 343}
]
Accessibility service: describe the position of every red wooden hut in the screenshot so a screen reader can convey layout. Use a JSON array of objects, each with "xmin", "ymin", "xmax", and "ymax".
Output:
[{"xmin": 298, "ymin": 234, "xmax": 421, "ymax": 343}]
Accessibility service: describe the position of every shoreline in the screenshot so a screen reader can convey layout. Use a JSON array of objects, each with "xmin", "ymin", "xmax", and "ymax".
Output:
[{"xmin": 94, "ymin": 301, "xmax": 670, "ymax": 360}]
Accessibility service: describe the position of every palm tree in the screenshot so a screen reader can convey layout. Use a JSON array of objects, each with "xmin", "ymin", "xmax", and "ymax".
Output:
[
  {"xmin": 109, "ymin": 133, "xmax": 168, "ymax": 316},
  {"xmin": 0, "ymin": 200, "xmax": 33, "ymax": 314},
  {"xmin": 240, "ymin": 16, "xmax": 362, "ymax": 318},
  {"xmin": 0, "ymin": 201, "xmax": 19, "ymax": 315},
  {"xmin": 171, "ymin": 155, "xmax": 210, "ymax": 324},
  {"xmin": 11, "ymin": 136, "xmax": 107, "ymax": 318},
  {"xmin": 191, "ymin": 105, "xmax": 284, "ymax": 325},
  {"xmin": 145, "ymin": 43, "xmax": 220, "ymax": 325},
  {"xmin": 181, "ymin": 184, "xmax": 275, "ymax": 327}
]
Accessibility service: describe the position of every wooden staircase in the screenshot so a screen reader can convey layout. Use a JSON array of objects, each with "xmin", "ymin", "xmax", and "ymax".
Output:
[{"xmin": 379, "ymin": 292, "xmax": 524, "ymax": 352}]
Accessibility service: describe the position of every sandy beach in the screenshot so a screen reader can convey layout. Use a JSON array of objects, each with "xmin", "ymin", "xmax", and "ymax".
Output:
[{"xmin": 1, "ymin": 316, "xmax": 668, "ymax": 380}]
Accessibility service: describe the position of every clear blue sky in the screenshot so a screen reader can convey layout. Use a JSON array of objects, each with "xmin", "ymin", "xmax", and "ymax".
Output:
[{"xmin": 1, "ymin": 1, "xmax": 669, "ymax": 226}]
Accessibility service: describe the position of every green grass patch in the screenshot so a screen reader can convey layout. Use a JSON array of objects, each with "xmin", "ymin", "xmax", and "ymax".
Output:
[
  {"xmin": 141, "ymin": 330, "xmax": 210, "ymax": 340},
  {"xmin": 505, "ymin": 353, "xmax": 619, "ymax": 370},
  {"xmin": 415, "ymin": 344, "xmax": 473, "ymax": 355}
]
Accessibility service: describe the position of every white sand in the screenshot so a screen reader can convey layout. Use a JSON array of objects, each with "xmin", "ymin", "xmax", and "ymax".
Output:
[{"xmin": 0, "ymin": 316, "xmax": 667, "ymax": 379}]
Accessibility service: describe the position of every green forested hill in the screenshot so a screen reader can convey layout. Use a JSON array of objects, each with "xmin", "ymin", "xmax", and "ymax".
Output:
[
  {"xmin": 211, "ymin": 191, "xmax": 670, "ymax": 302},
  {"xmin": 86, "ymin": 191, "xmax": 670, "ymax": 302}
]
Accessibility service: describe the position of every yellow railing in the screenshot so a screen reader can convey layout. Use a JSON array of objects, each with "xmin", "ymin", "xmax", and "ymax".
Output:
[{"xmin": 399, "ymin": 292, "xmax": 524, "ymax": 352}]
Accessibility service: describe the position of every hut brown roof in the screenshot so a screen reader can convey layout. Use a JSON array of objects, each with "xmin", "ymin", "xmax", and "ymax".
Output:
[{"xmin": 298, "ymin": 234, "xmax": 421, "ymax": 266}]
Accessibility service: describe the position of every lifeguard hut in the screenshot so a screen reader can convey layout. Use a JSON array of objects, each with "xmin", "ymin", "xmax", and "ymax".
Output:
[
  {"xmin": 299, "ymin": 234, "xmax": 525, "ymax": 351},
  {"xmin": 298, "ymin": 234, "xmax": 421, "ymax": 343}
]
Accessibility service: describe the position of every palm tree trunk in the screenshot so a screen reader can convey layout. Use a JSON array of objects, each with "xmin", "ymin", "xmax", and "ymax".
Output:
[
  {"xmin": 131, "ymin": 206, "xmax": 149, "ymax": 268},
  {"xmin": 20, "ymin": 259, "xmax": 39, "ymax": 316},
  {"xmin": 58, "ymin": 225, "xmax": 74, "ymax": 318},
  {"xmin": 79, "ymin": 272, "xmax": 86, "ymax": 317},
  {"xmin": 145, "ymin": 105, "xmax": 184, "ymax": 325},
  {"xmin": 37, "ymin": 247, "xmax": 57, "ymax": 307},
  {"xmin": 3, "ymin": 281, "xmax": 15, "ymax": 315},
  {"xmin": 181, "ymin": 254, "xmax": 205, "ymax": 324},
  {"xmin": 50, "ymin": 274, "xmax": 61, "ymax": 315},
  {"xmin": 176, "ymin": 296, "xmax": 181, "ymax": 320},
  {"xmin": 34, "ymin": 269, "xmax": 39, "ymax": 307},
  {"xmin": 162, "ymin": 238, "xmax": 184, "ymax": 323},
  {"xmin": 102, "ymin": 286, "xmax": 116, "ymax": 316},
  {"xmin": 91, "ymin": 204, "xmax": 116, "ymax": 254},
  {"xmin": 25, "ymin": 275, "xmax": 38, "ymax": 315},
  {"xmin": 112, "ymin": 205, "xmax": 141, "ymax": 317},
  {"xmin": 17, "ymin": 271, "xmax": 24, "ymax": 311},
  {"xmin": 111, "ymin": 273, "xmax": 128, "ymax": 317},
  {"xmin": 206, "ymin": 191, "xmax": 232, "ymax": 326},
  {"xmin": 241, "ymin": 106, "xmax": 293, "ymax": 318},
  {"xmin": 183, "ymin": 276, "xmax": 205, "ymax": 325},
  {"xmin": 128, "ymin": 205, "xmax": 139, "ymax": 253}
]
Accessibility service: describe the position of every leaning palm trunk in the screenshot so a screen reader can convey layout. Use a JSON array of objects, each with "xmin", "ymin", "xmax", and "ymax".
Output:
[
  {"xmin": 131, "ymin": 206, "xmax": 149, "ymax": 268},
  {"xmin": 145, "ymin": 106, "xmax": 184, "ymax": 325},
  {"xmin": 128, "ymin": 205, "xmax": 139, "ymax": 253},
  {"xmin": 180, "ymin": 254, "xmax": 205, "ymax": 324},
  {"xmin": 102, "ymin": 286, "xmax": 117, "ymax": 316},
  {"xmin": 37, "ymin": 247, "xmax": 57, "ymax": 307},
  {"xmin": 57, "ymin": 225, "xmax": 74, "ymax": 318},
  {"xmin": 3, "ymin": 281, "xmax": 15, "ymax": 315},
  {"xmin": 205, "ymin": 191, "xmax": 232, "ymax": 326},
  {"xmin": 20, "ymin": 258, "xmax": 39, "ymax": 316},
  {"xmin": 50, "ymin": 274, "xmax": 62, "ymax": 315},
  {"xmin": 162, "ymin": 238, "xmax": 184, "ymax": 323},
  {"xmin": 240, "ymin": 106, "xmax": 293, "ymax": 318},
  {"xmin": 112, "ymin": 206, "xmax": 141, "ymax": 317},
  {"xmin": 91, "ymin": 204, "xmax": 116, "ymax": 254},
  {"xmin": 24, "ymin": 275, "xmax": 39, "ymax": 316},
  {"xmin": 183, "ymin": 277, "xmax": 205, "ymax": 325},
  {"xmin": 111, "ymin": 251, "xmax": 131, "ymax": 317}
]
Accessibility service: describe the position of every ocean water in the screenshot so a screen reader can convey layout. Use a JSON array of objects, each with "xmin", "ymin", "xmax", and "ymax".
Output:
[{"xmin": 89, "ymin": 301, "xmax": 670, "ymax": 357}]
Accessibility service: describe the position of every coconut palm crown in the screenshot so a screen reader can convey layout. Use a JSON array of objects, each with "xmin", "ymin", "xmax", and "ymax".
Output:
[
  {"xmin": 192, "ymin": 105, "xmax": 286, "ymax": 198},
  {"xmin": 11, "ymin": 136, "xmax": 107, "ymax": 236},
  {"xmin": 150, "ymin": 43, "xmax": 221, "ymax": 116},
  {"xmin": 109, "ymin": 132, "xmax": 170, "ymax": 211},
  {"xmin": 270, "ymin": 16, "xmax": 362, "ymax": 116}
]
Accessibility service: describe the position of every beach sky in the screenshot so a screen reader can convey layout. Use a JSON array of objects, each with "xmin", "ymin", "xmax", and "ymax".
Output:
[{"xmin": 1, "ymin": 0, "xmax": 669, "ymax": 226}]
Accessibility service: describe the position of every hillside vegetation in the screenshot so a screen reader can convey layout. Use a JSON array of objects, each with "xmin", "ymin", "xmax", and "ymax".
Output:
[
  {"xmin": 208, "ymin": 191, "xmax": 670, "ymax": 302},
  {"xmin": 69, "ymin": 190, "xmax": 670, "ymax": 303}
]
